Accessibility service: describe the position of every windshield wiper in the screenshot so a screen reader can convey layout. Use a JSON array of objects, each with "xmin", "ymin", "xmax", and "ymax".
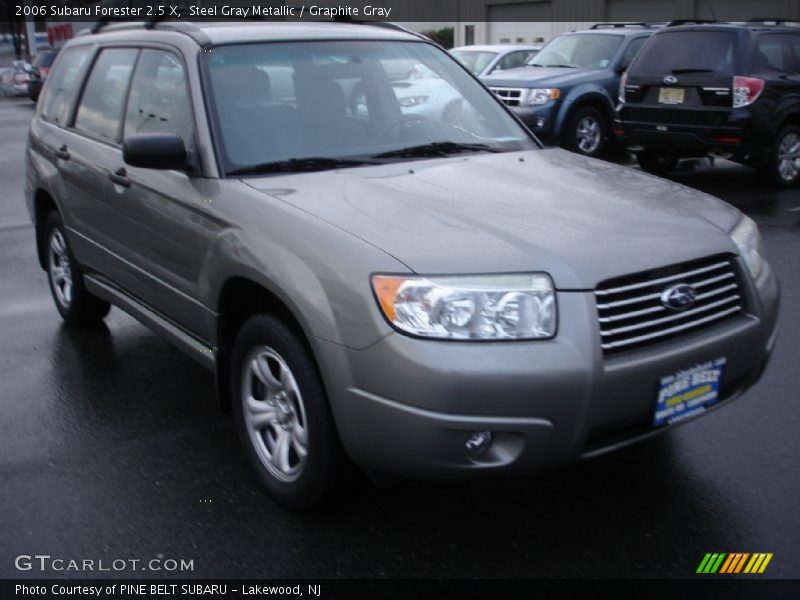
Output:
[
  {"xmin": 372, "ymin": 142, "xmax": 502, "ymax": 159},
  {"xmin": 228, "ymin": 157, "xmax": 376, "ymax": 176},
  {"xmin": 670, "ymin": 68, "xmax": 714, "ymax": 74},
  {"xmin": 544, "ymin": 64, "xmax": 576, "ymax": 69}
]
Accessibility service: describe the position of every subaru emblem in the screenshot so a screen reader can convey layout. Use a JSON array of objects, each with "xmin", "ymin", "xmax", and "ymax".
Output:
[
  {"xmin": 663, "ymin": 75, "xmax": 678, "ymax": 85},
  {"xmin": 661, "ymin": 283, "xmax": 696, "ymax": 311}
]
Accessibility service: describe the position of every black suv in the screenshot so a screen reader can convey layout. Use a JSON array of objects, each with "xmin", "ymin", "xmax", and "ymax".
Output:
[{"xmin": 616, "ymin": 20, "xmax": 800, "ymax": 187}]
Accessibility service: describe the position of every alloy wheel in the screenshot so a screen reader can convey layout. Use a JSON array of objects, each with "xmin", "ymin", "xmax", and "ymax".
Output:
[
  {"xmin": 576, "ymin": 116, "xmax": 602, "ymax": 154},
  {"xmin": 48, "ymin": 229, "xmax": 73, "ymax": 308},
  {"xmin": 241, "ymin": 346, "xmax": 309, "ymax": 483},
  {"xmin": 777, "ymin": 132, "xmax": 800, "ymax": 183}
]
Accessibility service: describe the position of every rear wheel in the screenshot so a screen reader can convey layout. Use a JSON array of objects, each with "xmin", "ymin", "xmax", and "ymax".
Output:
[
  {"xmin": 636, "ymin": 148, "xmax": 679, "ymax": 177},
  {"xmin": 230, "ymin": 314, "xmax": 345, "ymax": 510},
  {"xmin": 564, "ymin": 106, "xmax": 608, "ymax": 158},
  {"xmin": 759, "ymin": 125, "xmax": 800, "ymax": 188},
  {"xmin": 44, "ymin": 212, "xmax": 110, "ymax": 325}
]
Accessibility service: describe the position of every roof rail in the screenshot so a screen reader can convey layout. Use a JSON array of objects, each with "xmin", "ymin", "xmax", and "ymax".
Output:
[
  {"xmin": 332, "ymin": 16, "xmax": 431, "ymax": 42},
  {"xmin": 747, "ymin": 18, "xmax": 800, "ymax": 27},
  {"xmin": 83, "ymin": 18, "xmax": 211, "ymax": 46},
  {"xmin": 666, "ymin": 20, "xmax": 718, "ymax": 27},
  {"xmin": 90, "ymin": 14, "xmax": 169, "ymax": 34},
  {"xmin": 590, "ymin": 22, "xmax": 662, "ymax": 29}
]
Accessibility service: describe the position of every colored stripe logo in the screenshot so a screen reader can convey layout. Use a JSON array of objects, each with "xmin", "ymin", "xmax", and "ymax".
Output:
[{"xmin": 697, "ymin": 553, "xmax": 773, "ymax": 574}]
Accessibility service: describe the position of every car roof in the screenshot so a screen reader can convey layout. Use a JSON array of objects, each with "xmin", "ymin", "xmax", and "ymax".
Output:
[
  {"xmin": 654, "ymin": 21, "xmax": 800, "ymax": 34},
  {"xmin": 80, "ymin": 21, "xmax": 422, "ymax": 47},
  {"xmin": 451, "ymin": 44, "xmax": 541, "ymax": 52}
]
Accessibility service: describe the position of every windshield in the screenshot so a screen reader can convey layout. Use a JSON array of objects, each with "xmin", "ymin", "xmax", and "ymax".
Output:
[
  {"xmin": 529, "ymin": 34, "xmax": 623, "ymax": 69},
  {"xmin": 630, "ymin": 31, "xmax": 736, "ymax": 76},
  {"xmin": 204, "ymin": 40, "xmax": 535, "ymax": 175},
  {"xmin": 450, "ymin": 50, "xmax": 498, "ymax": 75}
]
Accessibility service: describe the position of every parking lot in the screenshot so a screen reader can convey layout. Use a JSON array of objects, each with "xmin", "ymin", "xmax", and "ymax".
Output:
[{"xmin": 0, "ymin": 95, "xmax": 798, "ymax": 579}]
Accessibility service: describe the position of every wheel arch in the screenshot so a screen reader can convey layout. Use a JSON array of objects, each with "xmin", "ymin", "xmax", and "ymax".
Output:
[
  {"xmin": 33, "ymin": 188, "xmax": 60, "ymax": 270},
  {"xmin": 214, "ymin": 274, "xmax": 320, "ymax": 414},
  {"xmin": 781, "ymin": 111, "xmax": 800, "ymax": 128},
  {"xmin": 556, "ymin": 88, "xmax": 616, "ymax": 140}
]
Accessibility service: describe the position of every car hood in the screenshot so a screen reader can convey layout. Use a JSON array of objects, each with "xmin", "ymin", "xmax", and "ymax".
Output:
[
  {"xmin": 482, "ymin": 66, "xmax": 600, "ymax": 88},
  {"xmin": 245, "ymin": 149, "xmax": 742, "ymax": 289}
]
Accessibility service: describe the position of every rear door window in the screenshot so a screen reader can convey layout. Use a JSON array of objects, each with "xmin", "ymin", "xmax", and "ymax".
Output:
[
  {"xmin": 751, "ymin": 34, "xmax": 792, "ymax": 74},
  {"xmin": 39, "ymin": 46, "xmax": 92, "ymax": 126},
  {"xmin": 74, "ymin": 48, "xmax": 139, "ymax": 143},
  {"xmin": 791, "ymin": 35, "xmax": 800, "ymax": 73},
  {"xmin": 630, "ymin": 31, "xmax": 737, "ymax": 75}
]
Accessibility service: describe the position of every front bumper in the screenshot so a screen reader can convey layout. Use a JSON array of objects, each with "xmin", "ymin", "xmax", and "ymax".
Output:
[
  {"xmin": 315, "ymin": 259, "xmax": 779, "ymax": 477},
  {"xmin": 510, "ymin": 103, "xmax": 559, "ymax": 140}
]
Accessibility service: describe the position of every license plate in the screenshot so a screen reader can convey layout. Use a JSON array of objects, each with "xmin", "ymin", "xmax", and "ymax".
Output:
[
  {"xmin": 654, "ymin": 357, "xmax": 726, "ymax": 427},
  {"xmin": 658, "ymin": 87, "xmax": 685, "ymax": 105}
]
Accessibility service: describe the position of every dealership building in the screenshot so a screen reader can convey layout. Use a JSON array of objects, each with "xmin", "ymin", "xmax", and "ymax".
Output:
[{"xmin": 452, "ymin": 0, "xmax": 800, "ymax": 46}]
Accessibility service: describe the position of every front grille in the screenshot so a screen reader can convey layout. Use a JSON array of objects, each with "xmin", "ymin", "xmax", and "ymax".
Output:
[
  {"xmin": 489, "ymin": 87, "xmax": 525, "ymax": 107},
  {"xmin": 595, "ymin": 255, "xmax": 744, "ymax": 355}
]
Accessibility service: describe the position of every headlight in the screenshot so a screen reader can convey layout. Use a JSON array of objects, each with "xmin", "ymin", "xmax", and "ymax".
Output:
[
  {"xmin": 730, "ymin": 215, "xmax": 764, "ymax": 279},
  {"xmin": 372, "ymin": 273, "xmax": 556, "ymax": 340},
  {"xmin": 398, "ymin": 95, "xmax": 428, "ymax": 108},
  {"xmin": 524, "ymin": 88, "xmax": 560, "ymax": 106}
]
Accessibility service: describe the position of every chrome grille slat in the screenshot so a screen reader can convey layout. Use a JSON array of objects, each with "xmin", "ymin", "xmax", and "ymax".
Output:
[
  {"xmin": 595, "ymin": 260, "xmax": 729, "ymax": 296},
  {"xmin": 600, "ymin": 294, "xmax": 740, "ymax": 336},
  {"xmin": 489, "ymin": 87, "xmax": 525, "ymax": 107},
  {"xmin": 595, "ymin": 256, "xmax": 744, "ymax": 354},
  {"xmin": 597, "ymin": 283, "xmax": 739, "ymax": 323},
  {"xmin": 600, "ymin": 306, "xmax": 742, "ymax": 350}
]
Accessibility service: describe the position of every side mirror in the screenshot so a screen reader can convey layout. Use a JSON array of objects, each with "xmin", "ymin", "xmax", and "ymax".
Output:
[
  {"xmin": 123, "ymin": 133, "xmax": 187, "ymax": 171},
  {"xmin": 617, "ymin": 60, "xmax": 632, "ymax": 74}
]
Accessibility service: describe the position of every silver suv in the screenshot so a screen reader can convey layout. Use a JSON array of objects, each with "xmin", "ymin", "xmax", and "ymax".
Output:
[{"xmin": 26, "ymin": 21, "xmax": 780, "ymax": 509}]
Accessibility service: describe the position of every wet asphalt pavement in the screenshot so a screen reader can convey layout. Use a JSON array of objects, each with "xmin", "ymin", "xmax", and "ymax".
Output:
[{"xmin": 0, "ymin": 96, "xmax": 798, "ymax": 580}]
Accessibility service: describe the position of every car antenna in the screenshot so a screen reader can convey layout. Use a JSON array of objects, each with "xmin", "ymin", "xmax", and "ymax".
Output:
[{"xmin": 709, "ymin": 6, "xmax": 718, "ymax": 21}]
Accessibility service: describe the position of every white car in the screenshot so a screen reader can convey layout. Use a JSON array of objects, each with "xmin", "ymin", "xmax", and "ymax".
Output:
[{"xmin": 451, "ymin": 44, "xmax": 541, "ymax": 77}]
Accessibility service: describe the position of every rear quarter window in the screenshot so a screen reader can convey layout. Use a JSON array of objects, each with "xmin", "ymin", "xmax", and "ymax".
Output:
[
  {"xmin": 630, "ymin": 31, "xmax": 738, "ymax": 76},
  {"xmin": 39, "ymin": 46, "xmax": 92, "ymax": 126}
]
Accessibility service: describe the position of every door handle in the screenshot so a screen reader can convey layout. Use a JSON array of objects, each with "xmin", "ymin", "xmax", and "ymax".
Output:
[
  {"xmin": 55, "ymin": 145, "xmax": 70, "ymax": 161},
  {"xmin": 109, "ymin": 167, "xmax": 131, "ymax": 188}
]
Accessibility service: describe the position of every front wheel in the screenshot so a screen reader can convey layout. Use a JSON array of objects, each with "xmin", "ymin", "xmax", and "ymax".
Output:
[
  {"xmin": 44, "ymin": 212, "xmax": 110, "ymax": 325},
  {"xmin": 564, "ymin": 106, "xmax": 608, "ymax": 158},
  {"xmin": 230, "ymin": 314, "xmax": 345, "ymax": 510},
  {"xmin": 758, "ymin": 125, "xmax": 800, "ymax": 188}
]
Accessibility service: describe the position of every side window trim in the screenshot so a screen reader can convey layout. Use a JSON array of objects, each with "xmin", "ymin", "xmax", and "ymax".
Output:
[{"xmin": 69, "ymin": 46, "xmax": 141, "ymax": 148}]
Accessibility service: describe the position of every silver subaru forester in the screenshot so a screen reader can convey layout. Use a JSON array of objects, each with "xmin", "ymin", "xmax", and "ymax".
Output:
[{"xmin": 25, "ymin": 21, "xmax": 779, "ymax": 509}]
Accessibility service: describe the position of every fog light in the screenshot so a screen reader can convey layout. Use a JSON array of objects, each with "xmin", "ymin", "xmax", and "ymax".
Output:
[
  {"xmin": 535, "ymin": 117, "xmax": 545, "ymax": 129},
  {"xmin": 465, "ymin": 431, "xmax": 493, "ymax": 457}
]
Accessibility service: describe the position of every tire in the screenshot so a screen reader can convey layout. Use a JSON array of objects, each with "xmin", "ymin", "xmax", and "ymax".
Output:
[
  {"xmin": 564, "ymin": 106, "xmax": 608, "ymax": 158},
  {"xmin": 758, "ymin": 124, "xmax": 800, "ymax": 188},
  {"xmin": 636, "ymin": 148, "xmax": 679, "ymax": 177},
  {"xmin": 43, "ymin": 212, "xmax": 110, "ymax": 325},
  {"xmin": 230, "ymin": 314, "xmax": 345, "ymax": 510}
]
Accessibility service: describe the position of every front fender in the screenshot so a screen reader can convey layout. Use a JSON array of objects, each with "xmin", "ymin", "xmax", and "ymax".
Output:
[
  {"xmin": 196, "ymin": 184, "xmax": 405, "ymax": 351},
  {"xmin": 554, "ymin": 83, "xmax": 617, "ymax": 136}
]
